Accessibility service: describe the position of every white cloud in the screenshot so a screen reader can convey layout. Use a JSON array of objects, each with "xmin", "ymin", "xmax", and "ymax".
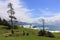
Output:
[
  {"xmin": 0, "ymin": 0, "xmax": 34, "ymax": 23},
  {"xmin": 0, "ymin": 0, "xmax": 60, "ymax": 24},
  {"xmin": 37, "ymin": 9, "xmax": 60, "ymax": 24},
  {"xmin": 37, "ymin": 14, "xmax": 60, "ymax": 25}
]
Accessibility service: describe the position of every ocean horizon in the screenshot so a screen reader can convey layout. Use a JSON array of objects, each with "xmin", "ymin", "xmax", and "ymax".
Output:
[{"xmin": 31, "ymin": 27, "xmax": 60, "ymax": 33}]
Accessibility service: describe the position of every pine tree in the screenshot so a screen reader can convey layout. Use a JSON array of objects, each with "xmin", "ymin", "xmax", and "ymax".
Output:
[
  {"xmin": 0, "ymin": 18, "xmax": 2, "ymax": 25},
  {"xmin": 7, "ymin": 3, "xmax": 16, "ymax": 34}
]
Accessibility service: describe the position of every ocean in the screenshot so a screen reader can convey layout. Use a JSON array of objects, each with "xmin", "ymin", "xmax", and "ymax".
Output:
[{"xmin": 32, "ymin": 26, "xmax": 60, "ymax": 33}]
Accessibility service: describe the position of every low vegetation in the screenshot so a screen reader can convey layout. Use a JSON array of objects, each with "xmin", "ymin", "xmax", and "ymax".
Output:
[
  {"xmin": 0, "ymin": 25, "xmax": 60, "ymax": 40},
  {"xmin": 38, "ymin": 30, "xmax": 55, "ymax": 38}
]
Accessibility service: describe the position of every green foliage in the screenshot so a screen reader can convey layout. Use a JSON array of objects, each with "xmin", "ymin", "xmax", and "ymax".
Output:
[
  {"xmin": 2, "ymin": 19, "xmax": 12, "ymax": 29},
  {"xmin": 38, "ymin": 30, "xmax": 55, "ymax": 38},
  {"xmin": 38, "ymin": 30, "xmax": 46, "ymax": 36},
  {"xmin": 2, "ymin": 19, "xmax": 9, "ymax": 26},
  {"xmin": 0, "ymin": 18, "xmax": 3, "ymax": 25},
  {"xmin": 0, "ymin": 18, "xmax": 10, "ymax": 27},
  {"xmin": 0, "ymin": 17, "xmax": 18, "ymax": 29},
  {"xmin": 45, "ymin": 31, "xmax": 55, "ymax": 38}
]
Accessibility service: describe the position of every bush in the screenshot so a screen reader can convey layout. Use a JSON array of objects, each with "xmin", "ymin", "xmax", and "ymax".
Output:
[
  {"xmin": 38, "ymin": 30, "xmax": 46, "ymax": 36},
  {"xmin": 45, "ymin": 31, "xmax": 55, "ymax": 38},
  {"xmin": 38, "ymin": 30, "xmax": 55, "ymax": 38},
  {"xmin": 26, "ymin": 32, "xmax": 29, "ymax": 36}
]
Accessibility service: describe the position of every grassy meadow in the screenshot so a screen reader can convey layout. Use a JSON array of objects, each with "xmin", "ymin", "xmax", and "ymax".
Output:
[{"xmin": 0, "ymin": 25, "xmax": 60, "ymax": 40}]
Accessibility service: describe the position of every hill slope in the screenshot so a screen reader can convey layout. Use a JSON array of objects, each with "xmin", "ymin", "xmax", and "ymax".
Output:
[{"xmin": 0, "ymin": 25, "xmax": 60, "ymax": 40}]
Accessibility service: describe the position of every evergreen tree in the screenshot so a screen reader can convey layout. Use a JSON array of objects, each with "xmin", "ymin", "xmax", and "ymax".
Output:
[
  {"xmin": 0, "ymin": 18, "xmax": 2, "ymax": 25},
  {"xmin": 7, "ymin": 3, "xmax": 16, "ymax": 34}
]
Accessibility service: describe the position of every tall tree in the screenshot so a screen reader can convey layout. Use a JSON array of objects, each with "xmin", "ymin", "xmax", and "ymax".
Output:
[
  {"xmin": 7, "ymin": 3, "xmax": 16, "ymax": 34},
  {"xmin": 41, "ymin": 19, "xmax": 45, "ymax": 36},
  {"xmin": 38, "ymin": 19, "xmax": 45, "ymax": 36},
  {"xmin": 42, "ymin": 19, "xmax": 45, "ymax": 31}
]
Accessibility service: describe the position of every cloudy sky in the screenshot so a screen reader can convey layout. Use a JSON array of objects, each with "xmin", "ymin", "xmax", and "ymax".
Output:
[{"xmin": 0, "ymin": 0, "xmax": 60, "ymax": 24}]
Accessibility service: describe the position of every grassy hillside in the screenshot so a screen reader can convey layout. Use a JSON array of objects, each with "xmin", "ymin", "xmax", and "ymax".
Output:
[{"xmin": 0, "ymin": 25, "xmax": 60, "ymax": 40}]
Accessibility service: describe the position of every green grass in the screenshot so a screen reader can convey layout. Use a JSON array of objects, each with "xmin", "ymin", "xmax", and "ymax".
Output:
[{"xmin": 0, "ymin": 25, "xmax": 60, "ymax": 40}]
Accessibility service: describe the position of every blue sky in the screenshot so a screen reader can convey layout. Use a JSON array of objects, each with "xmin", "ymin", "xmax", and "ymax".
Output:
[
  {"xmin": 0, "ymin": 0, "xmax": 60, "ymax": 23},
  {"xmin": 21, "ymin": 0, "xmax": 60, "ymax": 18},
  {"xmin": 22, "ymin": 0, "xmax": 60, "ymax": 11},
  {"xmin": 0, "ymin": 0, "xmax": 60, "ymax": 31}
]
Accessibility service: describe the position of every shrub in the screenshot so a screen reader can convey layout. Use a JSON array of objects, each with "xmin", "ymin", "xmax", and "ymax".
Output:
[
  {"xmin": 26, "ymin": 32, "xmax": 29, "ymax": 36},
  {"xmin": 38, "ymin": 30, "xmax": 55, "ymax": 38},
  {"xmin": 38, "ymin": 30, "xmax": 46, "ymax": 36},
  {"xmin": 45, "ymin": 31, "xmax": 55, "ymax": 38}
]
